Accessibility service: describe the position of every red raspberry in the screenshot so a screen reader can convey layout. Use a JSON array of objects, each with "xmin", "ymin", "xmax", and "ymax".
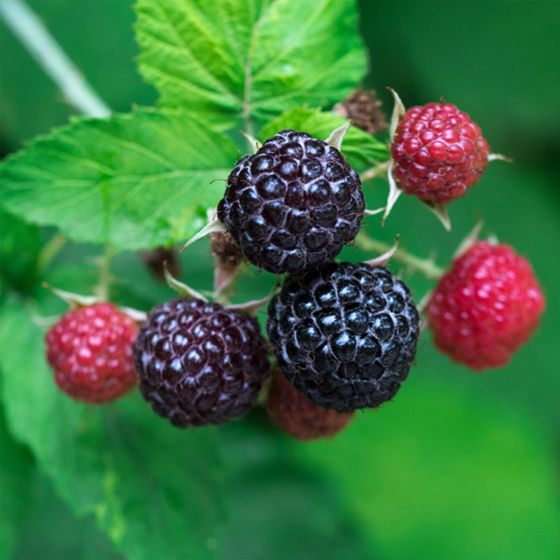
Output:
[
  {"xmin": 427, "ymin": 242, "xmax": 545, "ymax": 370},
  {"xmin": 391, "ymin": 102, "xmax": 489, "ymax": 204},
  {"xmin": 267, "ymin": 370, "xmax": 354, "ymax": 441},
  {"xmin": 46, "ymin": 303, "xmax": 138, "ymax": 403}
]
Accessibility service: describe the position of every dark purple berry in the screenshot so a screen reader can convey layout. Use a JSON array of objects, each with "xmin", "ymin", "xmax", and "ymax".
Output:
[
  {"xmin": 267, "ymin": 263, "xmax": 420, "ymax": 412},
  {"xmin": 217, "ymin": 130, "xmax": 365, "ymax": 274},
  {"xmin": 134, "ymin": 298, "xmax": 270, "ymax": 427}
]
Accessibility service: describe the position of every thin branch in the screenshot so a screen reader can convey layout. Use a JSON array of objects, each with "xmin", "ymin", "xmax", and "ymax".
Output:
[
  {"xmin": 360, "ymin": 161, "xmax": 390, "ymax": 182},
  {"xmin": 355, "ymin": 232, "xmax": 444, "ymax": 280},
  {"xmin": 36, "ymin": 233, "xmax": 66, "ymax": 273},
  {"xmin": 94, "ymin": 244, "xmax": 114, "ymax": 301},
  {"xmin": 0, "ymin": 0, "xmax": 110, "ymax": 117}
]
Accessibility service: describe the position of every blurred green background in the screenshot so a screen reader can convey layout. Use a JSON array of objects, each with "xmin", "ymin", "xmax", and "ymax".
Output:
[{"xmin": 1, "ymin": 1, "xmax": 559, "ymax": 559}]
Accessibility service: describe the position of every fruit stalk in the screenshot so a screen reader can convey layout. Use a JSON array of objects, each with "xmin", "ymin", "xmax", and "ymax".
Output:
[
  {"xmin": 95, "ymin": 244, "xmax": 114, "ymax": 301},
  {"xmin": 355, "ymin": 232, "xmax": 443, "ymax": 280},
  {"xmin": 0, "ymin": 0, "xmax": 109, "ymax": 117}
]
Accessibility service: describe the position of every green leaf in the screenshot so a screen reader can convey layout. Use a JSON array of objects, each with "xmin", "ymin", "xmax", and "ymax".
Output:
[
  {"xmin": 135, "ymin": 0, "xmax": 367, "ymax": 131},
  {"xmin": 0, "ymin": 298, "xmax": 224, "ymax": 560},
  {"xmin": 0, "ymin": 406, "xmax": 35, "ymax": 560},
  {"xmin": 296, "ymin": 378, "xmax": 560, "ymax": 560},
  {"xmin": 0, "ymin": 209, "xmax": 42, "ymax": 297},
  {"xmin": 260, "ymin": 107, "xmax": 389, "ymax": 171},
  {"xmin": 0, "ymin": 108, "xmax": 237, "ymax": 251}
]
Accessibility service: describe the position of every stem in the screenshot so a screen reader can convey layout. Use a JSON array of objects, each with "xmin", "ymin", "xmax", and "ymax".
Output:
[
  {"xmin": 355, "ymin": 232, "xmax": 444, "ymax": 280},
  {"xmin": 37, "ymin": 233, "xmax": 66, "ymax": 273},
  {"xmin": 361, "ymin": 161, "xmax": 390, "ymax": 182},
  {"xmin": 1, "ymin": 0, "xmax": 117, "ymax": 300},
  {"xmin": 0, "ymin": 0, "xmax": 110, "ymax": 118},
  {"xmin": 95, "ymin": 245, "xmax": 114, "ymax": 301},
  {"xmin": 242, "ymin": 12, "xmax": 259, "ymax": 141},
  {"xmin": 241, "ymin": 43, "xmax": 254, "ymax": 139}
]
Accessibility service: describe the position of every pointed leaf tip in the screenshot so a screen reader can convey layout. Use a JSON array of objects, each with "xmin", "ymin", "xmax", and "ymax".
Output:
[
  {"xmin": 488, "ymin": 153, "xmax": 513, "ymax": 163},
  {"xmin": 164, "ymin": 262, "xmax": 208, "ymax": 302},
  {"xmin": 120, "ymin": 307, "xmax": 148, "ymax": 323},
  {"xmin": 423, "ymin": 201, "xmax": 452, "ymax": 231},
  {"xmin": 387, "ymin": 87, "xmax": 406, "ymax": 142},
  {"xmin": 228, "ymin": 293, "xmax": 274, "ymax": 316},
  {"xmin": 454, "ymin": 220, "xmax": 483, "ymax": 258},
  {"xmin": 180, "ymin": 212, "xmax": 225, "ymax": 253},
  {"xmin": 241, "ymin": 132, "xmax": 261, "ymax": 154},
  {"xmin": 42, "ymin": 283, "xmax": 99, "ymax": 308},
  {"xmin": 382, "ymin": 162, "xmax": 403, "ymax": 223},
  {"xmin": 325, "ymin": 121, "xmax": 350, "ymax": 150},
  {"xmin": 365, "ymin": 236, "xmax": 399, "ymax": 268},
  {"xmin": 363, "ymin": 207, "xmax": 385, "ymax": 217}
]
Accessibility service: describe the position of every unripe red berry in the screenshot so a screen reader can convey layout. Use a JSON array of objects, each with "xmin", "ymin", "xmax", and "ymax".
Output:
[
  {"xmin": 391, "ymin": 102, "xmax": 489, "ymax": 204},
  {"xmin": 428, "ymin": 242, "xmax": 545, "ymax": 370},
  {"xmin": 45, "ymin": 303, "xmax": 138, "ymax": 403},
  {"xmin": 267, "ymin": 370, "xmax": 353, "ymax": 441}
]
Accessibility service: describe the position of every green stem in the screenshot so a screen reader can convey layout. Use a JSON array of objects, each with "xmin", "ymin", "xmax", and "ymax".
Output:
[
  {"xmin": 0, "ymin": 0, "xmax": 109, "ymax": 117},
  {"xmin": 355, "ymin": 232, "xmax": 444, "ymax": 280},
  {"xmin": 95, "ymin": 244, "xmax": 113, "ymax": 301},
  {"xmin": 360, "ymin": 161, "xmax": 390, "ymax": 182},
  {"xmin": 37, "ymin": 233, "xmax": 66, "ymax": 273}
]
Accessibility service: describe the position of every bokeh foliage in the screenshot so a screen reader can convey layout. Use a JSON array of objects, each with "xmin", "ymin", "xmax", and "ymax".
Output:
[{"xmin": 0, "ymin": 1, "xmax": 559, "ymax": 559}]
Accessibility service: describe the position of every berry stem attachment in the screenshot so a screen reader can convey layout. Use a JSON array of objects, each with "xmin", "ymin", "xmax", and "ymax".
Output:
[
  {"xmin": 360, "ymin": 161, "xmax": 390, "ymax": 182},
  {"xmin": 488, "ymin": 153, "xmax": 513, "ymax": 163},
  {"xmin": 163, "ymin": 262, "xmax": 209, "ymax": 302},
  {"xmin": 94, "ymin": 244, "xmax": 114, "ymax": 301},
  {"xmin": 355, "ymin": 232, "xmax": 444, "ymax": 280},
  {"xmin": 325, "ymin": 121, "xmax": 350, "ymax": 150}
]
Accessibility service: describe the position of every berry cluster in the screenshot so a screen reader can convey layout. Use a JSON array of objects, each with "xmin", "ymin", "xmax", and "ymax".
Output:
[{"xmin": 43, "ymin": 99, "xmax": 545, "ymax": 442}]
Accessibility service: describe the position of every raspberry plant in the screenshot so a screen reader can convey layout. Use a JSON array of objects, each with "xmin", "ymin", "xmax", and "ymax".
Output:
[{"xmin": 0, "ymin": 1, "xmax": 554, "ymax": 559}]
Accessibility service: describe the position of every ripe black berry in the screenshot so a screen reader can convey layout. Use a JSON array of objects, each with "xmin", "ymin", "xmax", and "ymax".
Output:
[
  {"xmin": 267, "ymin": 263, "xmax": 419, "ymax": 412},
  {"xmin": 217, "ymin": 130, "xmax": 365, "ymax": 274},
  {"xmin": 134, "ymin": 298, "xmax": 270, "ymax": 427}
]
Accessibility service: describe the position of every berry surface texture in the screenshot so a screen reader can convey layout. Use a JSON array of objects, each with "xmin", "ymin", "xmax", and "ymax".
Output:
[
  {"xmin": 391, "ymin": 102, "xmax": 489, "ymax": 204},
  {"xmin": 134, "ymin": 298, "xmax": 270, "ymax": 427},
  {"xmin": 428, "ymin": 242, "xmax": 545, "ymax": 369},
  {"xmin": 218, "ymin": 129, "xmax": 365, "ymax": 274},
  {"xmin": 268, "ymin": 262, "xmax": 420, "ymax": 412},
  {"xmin": 45, "ymin": 303, "xmax": 138, "ymax": 403}
]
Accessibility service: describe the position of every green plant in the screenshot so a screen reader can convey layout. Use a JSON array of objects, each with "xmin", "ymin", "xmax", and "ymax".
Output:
[{"xmin": 1, "ymin": 1, "xmax": 558, "ymax": 559}]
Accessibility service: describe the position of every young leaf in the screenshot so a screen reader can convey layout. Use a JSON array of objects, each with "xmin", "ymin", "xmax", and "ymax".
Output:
[
  {"xmin": 260, "ymin": 107, "xmax": 390, "ymax": 171},
  {"xmin": 0, "ymin": 299, "xmax": 224, "ymax": 560},
  {"xmin": 0, "ymin": 108, "xmax": 237, "ymax": 252},
  {"xmin": 136, "ymin": 0, "xmax": 367, "ymax": 131}
]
